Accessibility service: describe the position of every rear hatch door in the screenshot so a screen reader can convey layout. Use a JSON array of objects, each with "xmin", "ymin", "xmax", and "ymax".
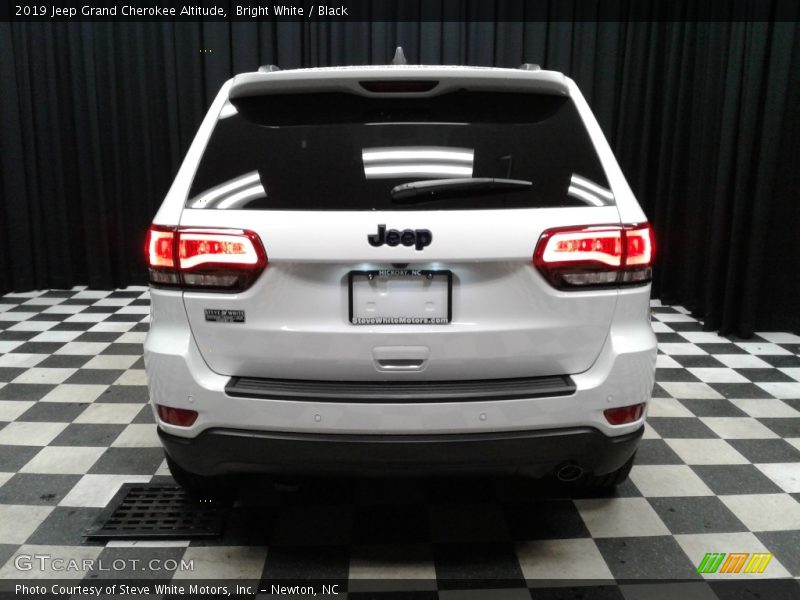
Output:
[{"xmin": 179, "ymin": 81, "xmax": 621, "ymax": 381}]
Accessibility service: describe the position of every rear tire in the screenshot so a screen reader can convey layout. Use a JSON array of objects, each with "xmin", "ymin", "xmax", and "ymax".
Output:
[
  {"xmin": 165, "ymin": 454, "xmax": 233, "ymax": 498},
  {"xmin": 571, "ymin": 451, "xmax": 636, "ymax": 494}
]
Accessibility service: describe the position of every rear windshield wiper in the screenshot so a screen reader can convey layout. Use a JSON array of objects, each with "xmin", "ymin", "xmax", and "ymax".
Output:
[{"xmin": 390, "ymin": 178, "xmax": 532, "ymax": 203}]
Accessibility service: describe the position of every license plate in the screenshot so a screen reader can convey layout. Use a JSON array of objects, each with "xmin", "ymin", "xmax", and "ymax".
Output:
[{"xmin": 349, "ymin": 269, "xmax": 452, "ymax": 325}]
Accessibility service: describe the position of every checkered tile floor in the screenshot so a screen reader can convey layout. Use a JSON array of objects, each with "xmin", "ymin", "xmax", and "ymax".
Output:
[{"xmin": 1, "ymin": 289, "xmax": 800, "ymax": 596}]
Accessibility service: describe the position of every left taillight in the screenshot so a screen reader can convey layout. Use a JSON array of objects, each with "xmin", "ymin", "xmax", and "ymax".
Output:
[
  {"xmin": 533, "ymin": 223, "xmax": 654, "ymax": 289},
  {"xmin": 145, "ymin": 225, "xmax": 267, "ymax": 292}
]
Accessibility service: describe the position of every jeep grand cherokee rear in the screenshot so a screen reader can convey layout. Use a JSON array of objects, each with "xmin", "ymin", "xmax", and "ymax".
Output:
[{"xmin": 144, "ymin": 63, "xmax": 657, "ymax": 493}]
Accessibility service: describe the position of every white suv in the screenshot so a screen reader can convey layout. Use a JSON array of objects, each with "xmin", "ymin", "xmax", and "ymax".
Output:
[{"xmin": 144, "ymin": 60, "xmax": 657, "ymax": 493}]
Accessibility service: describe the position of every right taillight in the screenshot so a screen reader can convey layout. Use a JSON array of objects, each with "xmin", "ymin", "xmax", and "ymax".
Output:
[
  {"xmin": 534, "ymin": 223, "xmax": 654, "ymax": 289},
  {"xmin": 145, "ymin": 225, "xmax": 267, "ymax": 292}
]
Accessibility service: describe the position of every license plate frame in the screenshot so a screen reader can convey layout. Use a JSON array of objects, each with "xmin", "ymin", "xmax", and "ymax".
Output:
[{"xmin": 348, "ymin": 269, "xmax": 452, "ymax": 325}]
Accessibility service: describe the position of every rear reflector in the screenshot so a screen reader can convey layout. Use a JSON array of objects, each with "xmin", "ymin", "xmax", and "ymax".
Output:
[
  {"xmin": 534, "ymin": 223, "xmax": 654, "ymax": 289},
  {"xmin": 157, "ymin": 405, "xmax": 198, "ymax": 427},
  {"xmin": 604, "ymin": 403, "xmax": 645, "ymax": 425},
  {"xmin": 145, "ymin": 226, "xmax": 267, "ymax": 292}
]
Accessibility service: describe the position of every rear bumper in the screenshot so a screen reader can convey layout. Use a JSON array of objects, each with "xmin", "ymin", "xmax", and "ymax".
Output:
[
  {"xmin": 159, "ymin": 424, "xmax": 644, "ymax": 478},
  {"xmin": 145, "ymin": 287, "xmax": 656, "ymax": 439}
]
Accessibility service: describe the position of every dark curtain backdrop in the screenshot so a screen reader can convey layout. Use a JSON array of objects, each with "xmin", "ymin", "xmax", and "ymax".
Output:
[{"xmin": 1, "ymin": 18, "xmax": 799, "ymax": 336}]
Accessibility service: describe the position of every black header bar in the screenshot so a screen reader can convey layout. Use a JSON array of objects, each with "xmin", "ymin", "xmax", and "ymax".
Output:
[{"xmin": 3, "ymin": 0, "xmax": 799, "ymax": 23}]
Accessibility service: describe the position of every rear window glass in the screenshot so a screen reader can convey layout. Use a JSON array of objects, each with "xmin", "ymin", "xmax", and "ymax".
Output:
[{"xmin": 187, "ymin": 91, "xmax": 614, "ymax": 210}]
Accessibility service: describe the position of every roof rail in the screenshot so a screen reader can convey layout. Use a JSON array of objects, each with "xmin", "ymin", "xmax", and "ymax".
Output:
[
  {"xmin": 258, "ymin": 64, "xmax": 281, "ymax": 73},
  {"xmin": 392, "ymin": 47, "xmax": 408, "ymax": 65},
  {"xmin": 519, "ymin": 63, "xmax": 541, "ymax": 71}
]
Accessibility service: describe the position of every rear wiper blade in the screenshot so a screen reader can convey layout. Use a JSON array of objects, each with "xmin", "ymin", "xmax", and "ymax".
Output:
[{"xmin": 390, "ymin": 178, "xmax": 532, "ymax": 203}]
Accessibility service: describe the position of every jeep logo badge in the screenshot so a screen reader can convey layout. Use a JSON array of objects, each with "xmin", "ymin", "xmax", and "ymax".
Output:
[{"xmin": 367, "ymin": 224, "xmax": 432, "ymax": 251}]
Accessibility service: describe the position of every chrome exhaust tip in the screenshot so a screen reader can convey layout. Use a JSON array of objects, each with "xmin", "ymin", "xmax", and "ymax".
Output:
[{"xmin": 555, "ymin": 463, "xmax": 584, "ymax": 482}]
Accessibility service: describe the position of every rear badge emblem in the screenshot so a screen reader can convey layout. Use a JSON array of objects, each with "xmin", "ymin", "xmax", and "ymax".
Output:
[
  {"xmin": 368, "ymin": 224, "xmax": 432, "ymax": 251},
  {"xmin": 204, "ymin": 309, "xmax": 245, "ymax": 323}
]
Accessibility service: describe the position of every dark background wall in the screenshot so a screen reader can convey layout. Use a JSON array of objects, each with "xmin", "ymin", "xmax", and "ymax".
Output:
[{"xmin": 1, "ymin": 18, "xmax": 798, "ymax": 336}]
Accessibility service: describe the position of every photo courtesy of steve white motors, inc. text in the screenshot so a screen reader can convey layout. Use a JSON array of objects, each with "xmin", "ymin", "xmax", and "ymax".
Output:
[
  {"xmin": 13, "ymin": 3, "xmax": 350, "ymax": 18},
  {"xmin": 14, "ymin": 583, "xmax": 342, "ymax": 597}
]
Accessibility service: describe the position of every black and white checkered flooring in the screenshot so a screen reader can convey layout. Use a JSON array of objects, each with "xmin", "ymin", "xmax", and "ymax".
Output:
[{"xmin": 1, "ymin": 288, "xmax": 800, "ymax": 597}]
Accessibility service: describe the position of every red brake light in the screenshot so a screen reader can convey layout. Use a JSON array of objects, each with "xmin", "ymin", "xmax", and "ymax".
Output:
[
  {"xmin": 145, "ymin": 226, "xmax": 180, "ymax": 287},
  {"xmin": 146, "ymin": 227, "xmax": 175, "ymax": 268},
  {"xmin": 624, "ymin": 225, "xmax": 654, "ymax": 266},
  {"xmin": 539, "ymin": 228, "xmax": 623, "ymax": 267},
  {"xmin": 534, "ymin": 223, "xmax": 654, "ymax": 289},
  {"xmin": 145, "ymin": 226, "xmax": 267, "ymax": 292},
  {"xmin": 604, "ymin": 403, "xmax": 645, "ymax": 425},
  {"xmin": 157, "ymin": 405, "xmax": 198, "ymax": 427},
  {"xmin": 178, "ymin": 229, "xmax": 263, "ymax": 269}
]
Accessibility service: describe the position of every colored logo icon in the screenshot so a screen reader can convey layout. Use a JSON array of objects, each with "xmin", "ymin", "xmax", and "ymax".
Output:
[{"xmin": 697, "ymin": 552, "xmax": 773, "ymax": 574}]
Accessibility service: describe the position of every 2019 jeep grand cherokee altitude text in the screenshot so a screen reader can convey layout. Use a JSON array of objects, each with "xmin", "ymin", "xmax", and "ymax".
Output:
[{"xmin": 144, "ymin": 61, "xmax": 657, "ymax": 493}]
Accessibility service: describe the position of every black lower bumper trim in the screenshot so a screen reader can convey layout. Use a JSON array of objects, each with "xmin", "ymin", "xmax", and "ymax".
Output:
[
  {"xmin": 159, "ymin": 425, "xmax": 643, "ymax": 478},
  {"xmin": 225, "ymin": 374, "xmax": 576, "ymax": 403}
]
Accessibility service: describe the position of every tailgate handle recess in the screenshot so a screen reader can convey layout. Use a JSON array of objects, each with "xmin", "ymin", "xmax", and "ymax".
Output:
[
  {"xmin": 372, "ymin": 346, "xmax": 429, "ymax": 372},
  {"xmin": 375, "ymin": 358, "xmax": 425, "ymax": 370}
]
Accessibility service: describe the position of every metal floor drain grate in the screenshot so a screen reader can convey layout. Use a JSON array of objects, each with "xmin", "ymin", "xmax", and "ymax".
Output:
[{"xmin": 84, "ymin": 484, "xmax": 230, "ymax": 539}]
